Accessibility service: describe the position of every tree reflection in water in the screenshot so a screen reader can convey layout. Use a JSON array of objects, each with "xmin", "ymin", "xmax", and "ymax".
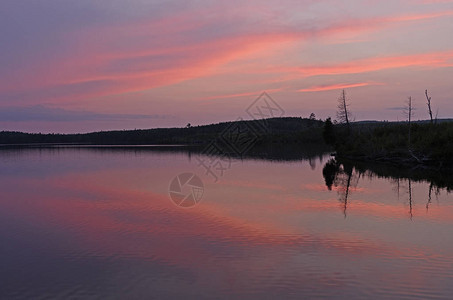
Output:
[
  {"xmin": 322, "ymin": 158, "xmax": 452, "ymax": 219},
  {"xmin": 323, "ymin": 159, "xmax": 359, "ymax": 217}
]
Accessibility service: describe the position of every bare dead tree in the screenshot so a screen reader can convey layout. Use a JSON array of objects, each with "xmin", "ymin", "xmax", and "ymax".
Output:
[
  {"xmin": 337, "ymin": 89, "xmax": 351, "ymax": 134},
  {"xmin": 403, "ymin": 96, "xmax": 414, "ymax": 148},
  {"xmin": 425, "ymin": 89, "xmax": 434, "ymax": 124}
]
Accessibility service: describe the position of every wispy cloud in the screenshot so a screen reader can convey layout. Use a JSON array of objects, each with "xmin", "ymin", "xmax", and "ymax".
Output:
[
  {"xmin": 284, "ymin": 51, "xmax": 453, "ymax": 77},
  {"xmin": 298, "ymin": 82, "xmax": 381, "ymax": 92},
  {"xmin": 2, "ymin": 2, "xmax": 453, "ymax": 105},
  {"xmin": 199, "ymin": 88, "xmax": 283, "ymax": 101},
  {"xmin": 1, "ymin": 0, "xmax": 453, "ymax": 130},
  {"xmin": 0, "ymin": 105, "xmax": 170, "ymax": 122}
]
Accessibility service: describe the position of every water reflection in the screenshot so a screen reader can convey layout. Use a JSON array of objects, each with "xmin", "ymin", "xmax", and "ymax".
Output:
[
  {"xmin": 1, "ymin": 146, "xmax": 452, "ymax": 299},
  {"xmin": 322, "ymin": 157, "xmax": 452, "ymax": 219},
  {"xmin": 0, "ymin": 143, "xmax": 330, "ymax": 161},
  {"xmin": 323, "ymin": 159, "xmax": 357, "ymax": 217}
]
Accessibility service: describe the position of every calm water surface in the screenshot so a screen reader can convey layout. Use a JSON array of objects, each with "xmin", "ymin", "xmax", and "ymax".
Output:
[{"xmin": 1, "ymin": 147, "xmax": 452, "ymax": 299}]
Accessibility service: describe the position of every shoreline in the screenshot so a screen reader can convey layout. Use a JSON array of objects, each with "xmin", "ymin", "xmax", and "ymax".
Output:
[{"xmin": 335, "ymin": 153, "xmax": 450, "ymax": 171}]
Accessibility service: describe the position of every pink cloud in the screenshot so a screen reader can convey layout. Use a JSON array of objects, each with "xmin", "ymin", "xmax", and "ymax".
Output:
[
  {"xmin": 199, "ymin": 88, "xmax": 284, "ymax": 101},
  {"xmin": 262, "ymin": 51, "xmax": 453, "ymax": 79},
  {"xmin": 301, "ymin": 51, "xmax": 453, "ymax": 76},
  {"xmin": 298, "ymin": 82, "xmax": 382, "ymax": 92},
  {"xmin": 2, "ymin": 3, "xmax": 453, "ymax": 113}
]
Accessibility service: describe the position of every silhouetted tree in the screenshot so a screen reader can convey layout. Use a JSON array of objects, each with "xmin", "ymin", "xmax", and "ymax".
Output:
[
  {"xmin": 425, "ymin": 89, "xmax": 434, "ymax": 124},
  {"xmin": 337, "ymin": 89, "xmax": 351, "ymax": 134},
  {"xmin": 403, "ymin": 96, "xmax": 414, "ymax": 147},
  {"xmin": 323, "ymin": 117, "xmax": 335, "ymax": 145}
]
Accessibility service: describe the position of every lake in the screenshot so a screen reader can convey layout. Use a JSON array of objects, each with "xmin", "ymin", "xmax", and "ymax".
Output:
[{"xmin": 1, "ymin": 146, "xmax": 452, "ymax": 299}]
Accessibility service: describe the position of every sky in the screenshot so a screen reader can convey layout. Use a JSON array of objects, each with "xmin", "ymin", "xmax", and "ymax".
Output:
[{"xmin": 0, "ymin": 0, "xmax": 452, "ymax": 133}]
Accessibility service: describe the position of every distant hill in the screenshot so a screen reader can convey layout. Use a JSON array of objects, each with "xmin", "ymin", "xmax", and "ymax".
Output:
[{"xmin": 0, "ymin": 117, "xmax": 326, "ymax": 146}]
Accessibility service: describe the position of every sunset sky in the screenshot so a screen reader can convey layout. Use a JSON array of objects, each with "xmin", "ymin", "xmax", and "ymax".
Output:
[{"xmin": 1, "ymin": 0, "xmax": 452, "ymax": 133}]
